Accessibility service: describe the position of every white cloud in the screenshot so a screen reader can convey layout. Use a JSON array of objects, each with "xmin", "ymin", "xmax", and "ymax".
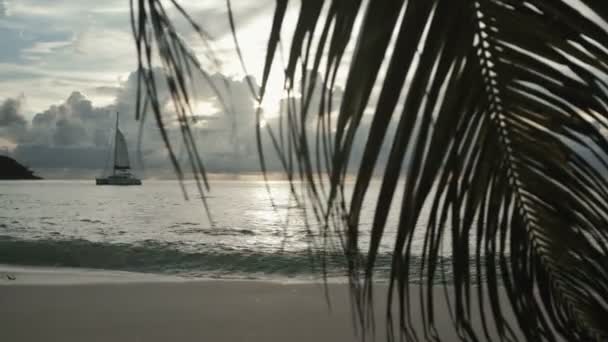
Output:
[
  {"xmin": 0, "ymin": 0, "xmax": 282, "ymax": 117},
  {"xmin": 22, "ymin": 40, "xmax": 74, "ymax": 57}
]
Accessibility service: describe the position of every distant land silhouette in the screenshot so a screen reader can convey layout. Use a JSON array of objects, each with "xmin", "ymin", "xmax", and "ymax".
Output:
[{"xmin": 0, "ymin": 156, "xmax": 42, "ymax": 180}]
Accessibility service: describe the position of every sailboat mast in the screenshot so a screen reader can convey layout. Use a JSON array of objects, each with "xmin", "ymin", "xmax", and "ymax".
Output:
[{"xmin": 113, "ymin": 112, "xmax": 119, "ymax": 175}]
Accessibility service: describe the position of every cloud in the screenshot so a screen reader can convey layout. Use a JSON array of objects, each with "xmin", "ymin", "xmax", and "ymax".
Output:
[
  {"xmin": 0, "ymin": 96, "xmax": 27, "ymax": 144},
  {"xmin": 0, "ymin": 0, "xmax": 8, "ymax": 17},
  {"xmin": 2, "ymin": 88, "xmax": 115, "ymax": 173},
  {"xmin": 24, "ymin": 90, "xmax": 113, "ymax": 147},
  {"xmin": 0, "ymin": 67, "xmax": 274, "ymax": 176},
  {"xmin": 0, "ymin": 0, "xmax": 280, "ymax": 113},
  {"xmin": 0, "ymin": 0, "xmax": 349, "ymax": 177},
  {"xmin": 0, "ymin": 61, "xmax": 378, "ymax": 179},
  {"xmin": 53, "ymin": 118, "xmax": 86, "ymax": 145},
  {"xmin": 0, "ymin": 96, "xmax": 26, "ymax": 127},
  {"xmin": 89, "ymin": 85, "xmax": 120, "ymax": 97}
]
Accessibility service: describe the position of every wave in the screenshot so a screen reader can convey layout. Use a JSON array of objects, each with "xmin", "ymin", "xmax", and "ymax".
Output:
[
  {"xmin": 0, "ymin": 236, "xmax": 464, "ymax": 282},
  {"xmin": 79, "ymin": 218, "xmax": 105, "ymax": 224},
  {"xmin": 168, "ymin": 226, "xmax": 256, "ymax": 236},
  {"xmin": 0, "ymin": 236, "xmax": 349, "ymax": 278}
]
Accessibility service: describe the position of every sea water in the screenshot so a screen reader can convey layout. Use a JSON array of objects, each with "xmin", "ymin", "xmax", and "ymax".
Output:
[{"xmin": 0, "ymin": 180, "xmax": 461, "ymax": 282}]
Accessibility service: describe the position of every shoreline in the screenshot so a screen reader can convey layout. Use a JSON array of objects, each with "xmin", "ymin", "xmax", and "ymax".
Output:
[
  {"xmin": 0, "ymin": 264, "xmax": 358, "ymax": 285},
  {"xmin": 0, "ymin": 264, "xmax": 189, "ymax": 285},
  {"xmin": 0, "ymin": 265, "xmax": 526, "ymax": 341}
]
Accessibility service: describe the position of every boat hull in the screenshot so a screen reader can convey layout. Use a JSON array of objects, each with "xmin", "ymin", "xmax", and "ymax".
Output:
[{"xmin": 96, "ymin": 177, "xmax": 142, "ymax": 186}]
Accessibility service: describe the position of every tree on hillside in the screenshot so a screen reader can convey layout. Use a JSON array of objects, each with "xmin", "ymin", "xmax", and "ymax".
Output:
[{"xmin": 130, "ymin": 0, "xmax": 608, "ymax": 340}]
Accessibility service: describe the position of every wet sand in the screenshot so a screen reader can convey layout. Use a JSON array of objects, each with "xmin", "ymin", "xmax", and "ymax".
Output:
[{"xmin": 0, "ymin": 266, "xmax": 519, "ymax": 341}]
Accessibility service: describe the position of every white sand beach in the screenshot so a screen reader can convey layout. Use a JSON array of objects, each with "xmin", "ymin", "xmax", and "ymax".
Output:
[{"xmin": 0, "ymin": 265, "xmax": 523, "ymax": 342}]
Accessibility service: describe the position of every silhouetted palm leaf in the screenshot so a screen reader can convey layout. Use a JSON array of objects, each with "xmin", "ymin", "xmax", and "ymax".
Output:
[{"xmin": 132, "ymin": 0, "xmax": 608, "ymax": 340}]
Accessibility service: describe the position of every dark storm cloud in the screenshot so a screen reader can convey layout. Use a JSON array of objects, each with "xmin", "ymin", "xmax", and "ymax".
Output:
[
  {"xmin": 53, "ymin": 118, "xmax": 86, "ymax": 146},
  {"xmin": 1, "ymin": 67, "xmax": 364, "ymax": 177},
  {"xmin": 25, "ymin": 90, "xmax": 113, "ymax": 147},
  {"xmin": 0, "ymin": 97, "xmax": 26, "ymax": 127},
  {"xmin": 0, "ymin": 97, "xmax": 27, "ymax": 143},
  {"xmin": 2, "ymin": 89, "xmax": 114, "ymax": 173},
  {"xmin": 1, "ymin": 68, "xmax": 269, "ymax": 176}
]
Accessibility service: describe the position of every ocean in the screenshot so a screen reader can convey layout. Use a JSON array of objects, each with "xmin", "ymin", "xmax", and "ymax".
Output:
[{"xmin": 0, "ymin": 180, "xmax": 456, "ymax": 282}]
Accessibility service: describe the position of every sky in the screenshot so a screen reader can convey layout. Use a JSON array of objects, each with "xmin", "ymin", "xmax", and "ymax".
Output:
[
  {"xmin": 0, "ymin": 0, "xmax": 315, "ymax": 178},
  {"xmin": 1, "ymin": 0, "xmax": 604, "ymax": 179},
  {"xmin": 0, "ymin": 0, "xmax": 282, "ymax": 113}
]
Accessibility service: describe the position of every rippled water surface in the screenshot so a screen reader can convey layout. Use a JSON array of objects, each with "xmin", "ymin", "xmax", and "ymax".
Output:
[{"xmin": 1, "ymin": 180, "xmax": 444, "ymax": 281}]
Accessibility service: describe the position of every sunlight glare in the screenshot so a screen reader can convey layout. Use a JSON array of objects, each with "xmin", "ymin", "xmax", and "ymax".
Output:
[{"xmin": 192, "ymin": 101, "xmax": 218, "ymax": 116}]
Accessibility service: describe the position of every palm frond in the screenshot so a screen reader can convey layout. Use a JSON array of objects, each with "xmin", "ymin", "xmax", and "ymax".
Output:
[{"xmin": 133, "ymin": 0, "xmax": 608, "ymax": 340}]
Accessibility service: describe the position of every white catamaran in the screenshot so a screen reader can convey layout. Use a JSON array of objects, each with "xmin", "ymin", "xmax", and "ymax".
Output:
[{"xmin": 96, "ymin": 112, "xmax": 142, "ymax": 186}]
